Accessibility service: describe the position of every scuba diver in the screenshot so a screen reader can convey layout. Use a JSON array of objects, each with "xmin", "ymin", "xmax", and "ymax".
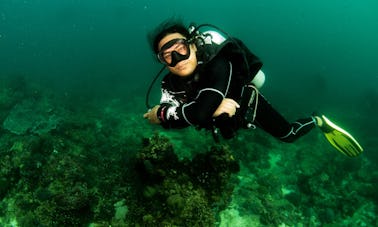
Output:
[{"xmin": 143, "ymin": 19, "xmax": 363, "ymax": 157}]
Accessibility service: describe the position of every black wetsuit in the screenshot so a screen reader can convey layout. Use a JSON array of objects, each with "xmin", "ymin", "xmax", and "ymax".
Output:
[{"xmin": 156, "ymin": 47, "xmax": 316, "ymax": 142}]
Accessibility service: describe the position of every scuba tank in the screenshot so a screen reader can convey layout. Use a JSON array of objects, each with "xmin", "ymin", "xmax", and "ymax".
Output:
[{"xmin": 187, "ymin": 23, "xmax": 231, "ymax": 64}]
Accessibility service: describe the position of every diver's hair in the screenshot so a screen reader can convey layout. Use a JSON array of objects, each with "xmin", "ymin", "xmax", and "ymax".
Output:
[{"xmin": 148, "ymin": 17, "xmax": 189, "ymax": 54}]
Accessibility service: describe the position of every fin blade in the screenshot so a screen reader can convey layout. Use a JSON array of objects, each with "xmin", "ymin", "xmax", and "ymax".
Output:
[{"xmin": 321, "ymin": 115, "xmax": 363, "ymax": 157}]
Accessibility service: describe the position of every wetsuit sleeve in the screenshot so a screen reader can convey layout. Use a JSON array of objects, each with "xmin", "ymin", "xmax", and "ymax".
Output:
[
  {"xmin": 157, "ymin": 56, "xmax": 232, "ymax": 129},
  {"xmin": 157, "ymin": 85, "xmax": 190, "ymax": 129}
]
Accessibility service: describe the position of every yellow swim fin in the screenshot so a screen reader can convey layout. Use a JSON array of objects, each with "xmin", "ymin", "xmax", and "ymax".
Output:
[{"xmin": 318, "ymin": 115, "xmax": 363, "ymax": 157}]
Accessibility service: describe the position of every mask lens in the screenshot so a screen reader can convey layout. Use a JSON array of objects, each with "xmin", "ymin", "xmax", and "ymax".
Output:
[{"xmin": 157, "ymin": 39, "xmax": 189, "ymax": 66}]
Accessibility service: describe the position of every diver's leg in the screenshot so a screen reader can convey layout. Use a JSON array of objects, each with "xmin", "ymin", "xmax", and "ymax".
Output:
[{"xmin": 253, "ymin": 93, "xmax": 316, "ymax": 143}]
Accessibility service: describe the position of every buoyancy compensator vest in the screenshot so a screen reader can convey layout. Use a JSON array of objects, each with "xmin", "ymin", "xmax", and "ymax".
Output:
[{"xmin": 185, "ymin": 24, "xmax": 264, "ymax": 140}]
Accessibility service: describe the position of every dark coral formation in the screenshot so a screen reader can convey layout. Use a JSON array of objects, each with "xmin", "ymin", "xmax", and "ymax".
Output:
[{"xmin": 126, "ymin": 133, "xmax": 240, "ymax": 226}]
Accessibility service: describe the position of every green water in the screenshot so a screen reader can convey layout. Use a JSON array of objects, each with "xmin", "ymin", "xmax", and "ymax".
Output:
[{"xmin": 0, "ymin": 0, "xmax": 377, "ymax": 226}]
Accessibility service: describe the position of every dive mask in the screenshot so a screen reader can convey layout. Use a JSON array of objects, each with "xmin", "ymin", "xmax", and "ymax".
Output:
[{"xmin": 157, "ymin": 38, "xmax": 191, "ymax": 67}]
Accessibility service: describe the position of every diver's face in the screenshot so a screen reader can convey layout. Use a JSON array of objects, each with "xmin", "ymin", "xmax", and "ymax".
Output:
[{"xmin": 158, "ymin": 33, "xmax": 197, "ymax": 77}]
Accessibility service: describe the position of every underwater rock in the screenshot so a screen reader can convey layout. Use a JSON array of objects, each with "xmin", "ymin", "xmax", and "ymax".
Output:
[{"xmin": 2, "ymin": 98, "xmax": 61, "ymax": 135}]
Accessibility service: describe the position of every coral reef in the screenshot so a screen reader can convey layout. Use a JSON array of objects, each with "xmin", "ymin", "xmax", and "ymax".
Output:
[
  {"xmin": 126, "ymin": 133, "xmax": 240, "ymax": 226},
  {"xmin": 0, "ymin": 78, "xmax": 377, "ymax": 226}
]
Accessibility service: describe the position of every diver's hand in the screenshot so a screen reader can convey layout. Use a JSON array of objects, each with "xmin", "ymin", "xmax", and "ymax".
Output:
[
  {"xmin": 143, "ymin": 105, "xmax": 161, "ymax": 124},
  {"xmin": 213, "ymin": 98, "xmax": 240, "ymax": 117}
]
